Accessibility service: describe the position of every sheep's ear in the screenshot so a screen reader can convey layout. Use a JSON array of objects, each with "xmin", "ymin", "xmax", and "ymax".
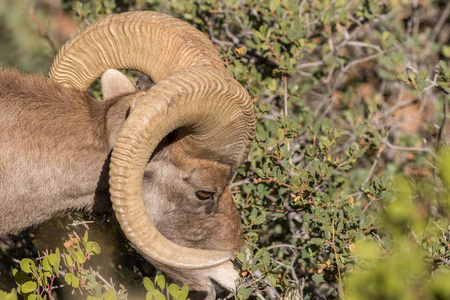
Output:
[{"xmin": 101, "ymin": 69, "xmax": 137, "ymax": 100}]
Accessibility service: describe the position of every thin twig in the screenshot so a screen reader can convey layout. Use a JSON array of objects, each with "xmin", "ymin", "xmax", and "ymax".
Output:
[
  {"xmin": 375, "ymin": 98, "xmax": 420, "ymax": 120},
  {"xmin": 430, "ymin": 0, "xmax": 450, "ymax": 44},
  {"xmin": 436, "ymin": 65, "xmax": 448, "ymax": 153},
  {"xmin": 267, "ymin": 244, "xmax": 302, "ymax": 251},
  {"xmin": 230, "ymin": 179, "xmax": 251, "ymax": 188},
  {"xmin": 253, "ymin": 291, "xmax": 266, "ymax": 300},
  {"xmin": 382, "ymin": 137, "xmax": 436, "ymax": 158},
  {"xmin": 0, "ymin": 252, "xmax": 21, "ymax": 264},
  {"xmin": 372, "ymin": 232, "xmax": 386, "ymax": 249},
  {"xmin": 345, "ymin": 52, "xmax": 386, "ymax": 73},
  {"xmin": 208, "ymin": 25, "xmax": 234, "ymax": 48},
  {"xmin": 68, "ymin": 220, "xmax": 95, "ymax": 227},
  {"xmin": 406, "ymin": 61, "xmax": 450, "ymax": 95},
  {"xmin": 332, "ymin": 219, "xmax": 344, "ymax": 298},
  {"xmin": 296, "ymin": 61, "xmax": 324, "ymax": 70},
  {"xmin": 433, "ymin": 221, "xmax": 445, "ymax": 233},
  {"xmin": 224, "ymin": 23, "xmax": 240, "ymax": 44},
  {"xmin": 282, "ymin": 75, "xmax": 292, "ymax": 164},
  {"xmin": 283, "ymin": 76, "xmax": 288, "ymax": 117},
  {"xmin": 346, "ymin": 40, "xmax": 383, "ymax": 53},
  {"xmin": 91, "ymin": 270, "xmax": 115, "ymax": 291}
]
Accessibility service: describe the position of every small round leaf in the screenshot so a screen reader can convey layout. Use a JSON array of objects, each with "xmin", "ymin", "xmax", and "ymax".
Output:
[
  {"xmin": 20, "ymin": 259, "xmax": 37, "ymax": 274},
  {"xmin": 21, "ymin": 281, "xmax": 37, "ymax": 293}
]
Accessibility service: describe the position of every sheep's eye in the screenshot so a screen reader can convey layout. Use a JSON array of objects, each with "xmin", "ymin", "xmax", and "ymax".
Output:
[{"xmin": 196, "ymin": 190, "xmax": 214, "ymax": 200}]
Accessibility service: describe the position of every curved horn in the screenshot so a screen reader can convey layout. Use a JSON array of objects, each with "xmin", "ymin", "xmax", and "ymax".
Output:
[
  {"xmin": 49, "ymin": 11, "xmax": 227, "ymax": 89},
  {"xmin": 110, "ymin": 66, "xmax": 254, "ymax": 268},
  {"xmin": 50, "ymin": 11, "xmax": 256, "ymax": 269}
]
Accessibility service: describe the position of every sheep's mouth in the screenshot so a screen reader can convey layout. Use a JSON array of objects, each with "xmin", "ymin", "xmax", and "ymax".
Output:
[{"xmin": 209, "ymin": 259, "xmax": 243, "ymax": 298}]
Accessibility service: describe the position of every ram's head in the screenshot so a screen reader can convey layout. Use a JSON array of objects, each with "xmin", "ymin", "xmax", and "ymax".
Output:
[{"xmin": 49, "ymin": 11, "xmax": 255, "ymax": 298}]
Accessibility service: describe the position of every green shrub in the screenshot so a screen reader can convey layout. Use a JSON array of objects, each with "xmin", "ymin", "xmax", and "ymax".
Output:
[
  {"xmin": 143, "ymin": 275, "xmax": 189, "ymax": 300},
  {"xmin": 1, "ymin": 0, "xmax": 449, "ymax": 299},
  {"xmin": 345, "ymin": 152, "xmax": 450, "ymax": 299}
]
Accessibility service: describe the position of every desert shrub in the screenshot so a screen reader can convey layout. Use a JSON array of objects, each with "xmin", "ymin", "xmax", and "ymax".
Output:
[{"xmin": 1, "ymin": 0, "xmax": 449, "ymax": 299}]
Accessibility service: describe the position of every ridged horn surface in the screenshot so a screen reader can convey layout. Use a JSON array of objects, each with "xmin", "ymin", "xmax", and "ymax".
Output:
[
  {"xmin": 49, "ymin": 11, "xmax": 227, "ymax": 89},
  {"xmin": 110, "ymin": 66, "xmax": 254, "ymax": 268}
]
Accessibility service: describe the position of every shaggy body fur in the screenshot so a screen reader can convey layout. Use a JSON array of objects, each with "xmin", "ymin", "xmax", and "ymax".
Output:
[{"xmin": 0, "ymin": 70, "xmax": 115, "ymax": 234}]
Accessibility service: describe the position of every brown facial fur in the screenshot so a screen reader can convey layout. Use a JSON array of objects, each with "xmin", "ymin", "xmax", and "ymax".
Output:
[{"xmin": 144, "ymin": 144, "xmax": 244, "ymax": 252}]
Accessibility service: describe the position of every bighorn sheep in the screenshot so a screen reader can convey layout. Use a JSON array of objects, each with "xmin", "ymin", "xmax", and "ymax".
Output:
[{"xmin": 0, "ymin": 11, "xmax": 255, "ymax": 298}]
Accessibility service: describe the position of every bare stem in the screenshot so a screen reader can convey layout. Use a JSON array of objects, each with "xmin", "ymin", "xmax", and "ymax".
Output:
[
  {"xmin": 430, "ymin": 0, "xmax": 450, "ymax": 44},
  {"xmin": 436, "ymin": 84, "xmax": 448, "ymax": 153},
  {"xmin": 382, "ymin": 137, "xmax": 436, "ymax": 158},
  {"xmin": 332, "ymin": 219, "xmax": 344, "ymax": 298}
]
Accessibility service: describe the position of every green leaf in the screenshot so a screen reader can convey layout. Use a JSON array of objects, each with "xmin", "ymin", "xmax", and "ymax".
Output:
[
  {"xmin": 53, "ymin": 260, "xmax": 60, "ymax": 277},
  {"xmin": 72, "ymin": 276, "xmax": 80, "ymax": 289},
  {"xmin": 155, "ymin": 274, "xmax": 166, "ymax": 291},
  {"xmin": 273, "ymin": 42, "xmax": 281, "ymax": 57},
  {"xmin": 64, "ymin": 254, "xmax": 74, "ymax": 267},
  {"xmin": 266, "ymin": 272, "xmax": 277, "ymax": 287},
  {"xmin": 442, "ymin": 45, "xmax": 450, "ymax": 58},
  {"xmin": 336, "ymin": 221, "xmax": 344, "ymax": 233},
  {"xmin": 65, "ymin": 273, "xmax": 73, "ymax": 285},
  {"xmin": 55, "ymin": 248, "xmax": 61, "ymax": 264},
  {"xmin": 21, "ymin": 281, "xmax": 38, "ymax": 293},
  {"xmin": 43, "ymin": 271, "xmax": 52, "ymax": 280},
  {"xmin": 254, "ymin": 31, "xmax": 264, "ymax": 41},
  {"xmin": 42, "ymin": 257, "xmax": 51, "ymax": 272},
  {"xmin": 236, "ymin": 250, "xmax": 247, "ymax": 265},
  {"xmin": 269, "ymin": 0, "xmax": 280, "ymax": 12},
  {"xmin": 262, "ymin": 250, "xmax": 271, "ymax": 266},
  {"xmin": 14, "ymin": 269, "xmax": 31, "ymax": 286},
  {"xmin": 238, "ymin": 286, "xmax": 253, "ymax": 299},
  {"xmin": 267, "ymin": 78, "xmax": 277, "ymax": 91},
  {"xmin": 65, "ymin": 273, "xmax": 80, "ymax": 288},
  {"xmin": 83, "ymin": 230, "xmax": 89, "ymax": 243},
  {"xmin": 336, "ymin": 0, "xmax": 345, "ymax": 8},
  {"xmin": 167, "ymin": 283, "xmax": 180, "ymax": 296},
  {"xmin": 102, "ymin": 289, "xmax": 116, "ymax": 300},
  {"xmin": 47, "ymin": 253, "xmax": 57, "ymax": 266},
  {"xmin": 312, "ymin": 273, "xmax": 325, "ymax": 283},
  {"xmin": 254, "ymin": 213, "xmax": 266, "ymax": 225},
  {"xmin": 20, "ymin": 259, "xmax": 37, "ymax": 274},
  {"xmin": 178, "ymin": 285, "xmax": 189, "ymax": 299},
  {"xmin": 146, "ymin": 291, "xmax": 165, "ymax": 300},
  {"xmin": 143, "ymin": 277, "xmax": 155, "ymax": 292},
  {"xmin": 0, "ymin": 289, "xmax": 18, "ymax": 300},
  {"xmin": 339, "ymin": 164, "xmax": 352, "ymax": 170},
  {"xmin": 87, "ymin": 241, "xmax": 101, "ymax": 255},
  {"xmin": 74, "ymin": 251, "xmax": 86, "ymax": 264}
]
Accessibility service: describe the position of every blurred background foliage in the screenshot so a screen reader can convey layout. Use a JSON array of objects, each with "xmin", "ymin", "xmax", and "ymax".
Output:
[
  {"xmin": 0, "ymin": 0, "xmax": 79, "ymax": 73},
  {"xmin": 0, "ymin": 0, "xmax": 450, "ymax": 299}
]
